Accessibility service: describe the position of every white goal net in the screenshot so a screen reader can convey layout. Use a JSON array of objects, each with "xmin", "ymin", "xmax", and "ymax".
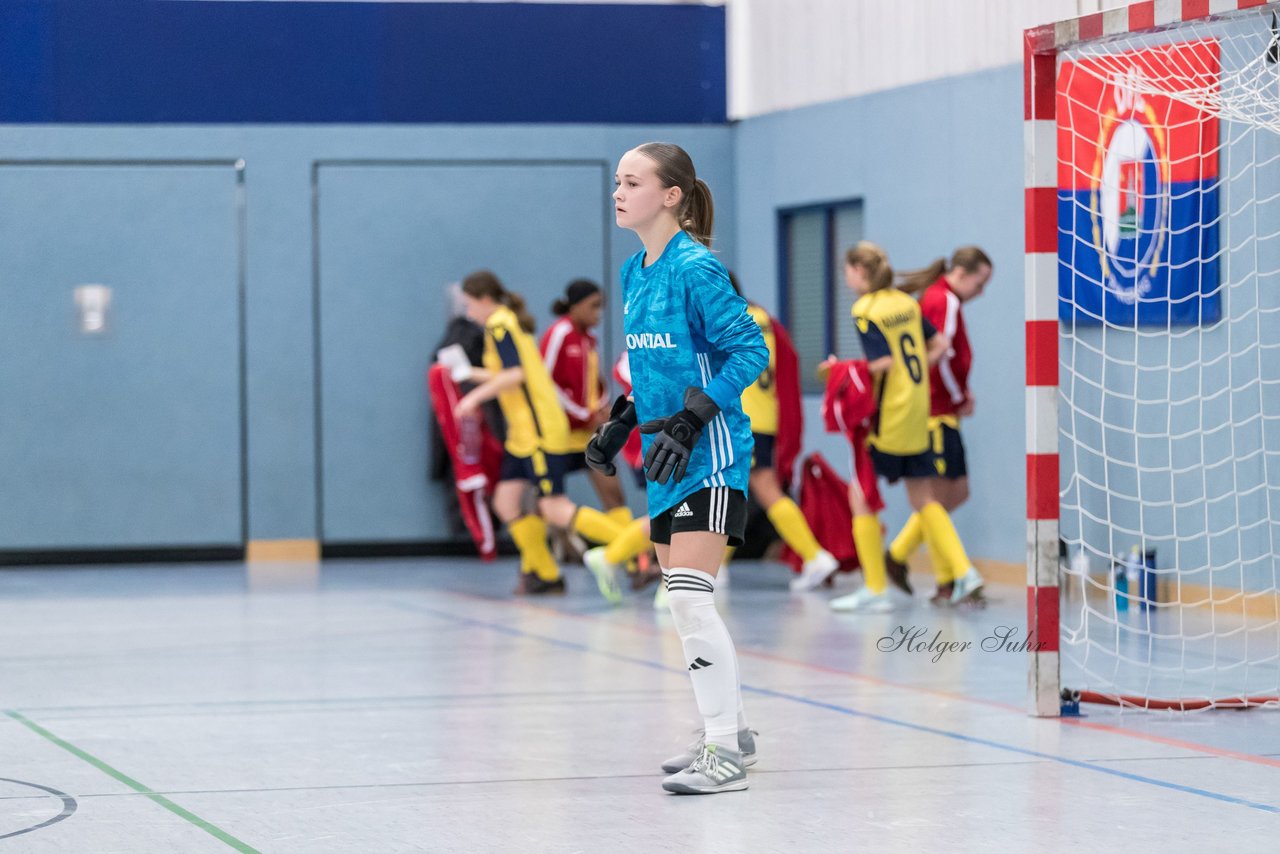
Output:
[{"xmin": 1055, "ymin": 6, "xmax": 1280, "ymax": 710}]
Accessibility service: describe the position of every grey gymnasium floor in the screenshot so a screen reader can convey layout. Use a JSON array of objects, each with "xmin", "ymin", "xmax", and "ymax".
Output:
[{"xmin": 1, "ymin": 558, "xmax": 1278, "ymax": 853}]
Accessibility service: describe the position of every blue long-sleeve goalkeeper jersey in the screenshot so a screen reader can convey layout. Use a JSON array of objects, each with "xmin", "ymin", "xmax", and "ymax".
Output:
[{"xmin": 621, "ymin": 230, "xmax": 769, "ymax": 516}]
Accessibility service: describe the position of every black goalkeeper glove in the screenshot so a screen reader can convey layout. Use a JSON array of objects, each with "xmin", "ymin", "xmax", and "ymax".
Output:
[
  {"xmin": 585, "ymin": 395, "xmax": 637, "ymax": 476},
  {"xmin": 639, "ymin": 387, "xmax": 720, "ymax": 485}
]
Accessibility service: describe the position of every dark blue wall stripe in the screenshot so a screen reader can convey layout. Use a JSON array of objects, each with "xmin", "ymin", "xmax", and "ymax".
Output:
[{"xmin": 0, "ymin": 1, "xmax": 726, "ymax": 124}]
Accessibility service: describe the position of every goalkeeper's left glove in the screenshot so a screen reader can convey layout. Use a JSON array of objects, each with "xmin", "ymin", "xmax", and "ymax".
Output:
[{"xmin": 638, "ymin": 387, "xmax": 720, "ymax": 485}]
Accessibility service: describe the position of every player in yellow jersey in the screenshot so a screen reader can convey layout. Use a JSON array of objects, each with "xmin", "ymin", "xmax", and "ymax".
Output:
[
  {"xmin": 829, "ymin": 242, "xmax": 984, "ymax": 612},
  {"xmin": 726, "ymin": 273, "xmax": 839, "ymax": 591},
  {"xmin": 453, "ymin": 270, "xmax": 632, "ymax": 603},
  {"xmin": 882, "ymin": 247, "xmax": 993, "ymax": 605}
]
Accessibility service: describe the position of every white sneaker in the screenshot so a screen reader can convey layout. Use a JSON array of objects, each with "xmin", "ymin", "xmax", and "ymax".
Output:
[
  {"xmin": 829, "ymin": 586, "xmax": 894, "ymax": 612},
  {"xmin": 661, "ymin": 728, "xmax": 758, "ymax": 774},
  {"xmin": 790, "ymin": 549, "xmax": 840, "ymax": 592},
  {"xmin": 661, "ymin": 744, "xmax": 749, "ymax": 795},
  {"xmin": 951, "ymin": 567, "xmax": 985, "ymax": 604}
]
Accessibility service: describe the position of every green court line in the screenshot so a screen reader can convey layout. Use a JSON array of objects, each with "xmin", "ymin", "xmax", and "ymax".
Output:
[{"xmin": 4, "ymin": 710, "xmax": 260, "ymax": 853}]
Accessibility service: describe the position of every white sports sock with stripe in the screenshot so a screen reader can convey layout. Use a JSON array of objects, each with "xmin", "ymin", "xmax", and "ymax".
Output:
[
  {"xmin": 661, "ymin": 567, "xmax": 746, "ymax": 730},
  {"xmin": 665, "ymin": 567, "xmax": 741, "ymax": 750}
]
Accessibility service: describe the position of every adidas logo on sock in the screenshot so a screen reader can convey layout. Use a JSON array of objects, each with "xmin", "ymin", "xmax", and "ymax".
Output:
[
  {"xmin": 688, "ymin": 657, "xmax": 713, "ymax": 671},
  {"xmin": 674, "ymin": 502, "xmax": 694, "ymax": 518}
]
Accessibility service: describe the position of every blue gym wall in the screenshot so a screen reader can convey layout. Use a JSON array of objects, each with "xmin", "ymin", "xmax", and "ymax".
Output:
[
  {"xmin": 732, "ymin": 65, "xmax": 1029, "ymax": 565},
  {"xmin": 0, "ymin": 1, "xmax": 1037, "ymax": 566},
  {"xmin": 0, "ymin": 1, "xmax": 732, "ymax": 551}
]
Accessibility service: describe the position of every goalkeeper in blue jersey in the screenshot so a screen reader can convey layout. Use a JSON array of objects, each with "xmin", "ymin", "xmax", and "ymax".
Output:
[{"xmin": 586, "ymin": 142, "xmax": 768, "ymax": 796}]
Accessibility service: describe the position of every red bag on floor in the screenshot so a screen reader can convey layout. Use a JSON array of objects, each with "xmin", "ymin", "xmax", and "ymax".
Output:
[
  {"xmin": 780, "ymin": 452, "xmax": 861, "ymax": 575},
  {"xmin": 427, "ymin": 364, "xmax": 504, "ymax": 560}
]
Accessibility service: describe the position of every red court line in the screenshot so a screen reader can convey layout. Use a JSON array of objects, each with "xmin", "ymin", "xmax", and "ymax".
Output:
[{"xmin": 438, "ymin": 588, "xmax": 1280, "ymax": 770}]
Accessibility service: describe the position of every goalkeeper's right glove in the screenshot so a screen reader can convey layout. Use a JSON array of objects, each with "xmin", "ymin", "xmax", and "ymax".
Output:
[{"xmin": 584, "ymin": 395, "xmax": 637, "ymax": 476}]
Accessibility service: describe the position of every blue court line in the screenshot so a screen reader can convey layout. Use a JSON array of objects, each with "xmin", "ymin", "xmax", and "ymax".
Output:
[{"xmin": 387, "ymin": 599, "xmax": 1280, "ymax": 815}]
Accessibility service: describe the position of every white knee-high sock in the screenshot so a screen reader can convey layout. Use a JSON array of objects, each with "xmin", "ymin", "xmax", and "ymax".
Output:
[
  {"xmin": 662, "ymin": 568, "xmax": 747, "ymax": 732},
  {"xmin": 665, "ymin": 567, "xmax": 742, "ymax": 749}
]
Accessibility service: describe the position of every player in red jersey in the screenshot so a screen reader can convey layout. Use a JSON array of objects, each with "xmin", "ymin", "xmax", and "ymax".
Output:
[
  {"xmin": 884, "ymin": 246, "xmax": 993, "ymax": 604},
  {"xmin": 541, "ymin": 279, "xmax": 626, "ymax": 515},
  {"xmin": 540, "ymin": 280, "xmax": 653, "ymax": 590}
]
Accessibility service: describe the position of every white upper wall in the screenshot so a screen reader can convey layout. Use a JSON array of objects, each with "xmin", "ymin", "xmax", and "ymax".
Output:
[{"xmin": 726, "ymin": 0, "xmax": 1139, "ymax": 118}]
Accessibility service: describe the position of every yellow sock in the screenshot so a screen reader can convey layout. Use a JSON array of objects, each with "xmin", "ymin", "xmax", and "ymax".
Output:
[
  {"xmin": 853, "ymin": 515, "xmax": 887, "ymax": 594},
  {"xmin": 722, "ymin": 545, "xmax": 736, "ymax": 566},
  {"xmin": 607, "ymin": 506, "xmax": 633, "ymax": 527},
  {"xmin": 514, "ymin": 514, "xmax": 544, "ymax": 575},
  {"xmin": 889, "ymin": 513, "xmax": 924, "ymax": 565},
  {"xmin": 926, "ymin": 537, "xmax": 952, "ymax": 584},
  {"xmin": 919, "ymin": 502, "xmax": 972, "ymax": 580},
  {"xmin": 604, "ymin": 518, "xmax": 652, "ymax": 565},
  {"xmin": 509, "ymin": 515, "xmax": 560, "ymax": 582},
  {"xmin": 766, "ymin": 497, "xmax": 821, "ymax": 562},
  {"xmin": 573, "ymin": 506, "xmax": 624, "ymax": 545}
]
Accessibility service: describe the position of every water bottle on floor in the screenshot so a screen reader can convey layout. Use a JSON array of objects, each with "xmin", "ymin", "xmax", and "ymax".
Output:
[{"xmin": 1112, "ymin": 555, "xmax": 1129, "ymax": 612}]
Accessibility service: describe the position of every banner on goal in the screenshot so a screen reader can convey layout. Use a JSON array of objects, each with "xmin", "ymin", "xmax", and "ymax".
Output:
[{"xmin": 1057, "ymin": 39, "xmax": 1222, "ymax": 327}]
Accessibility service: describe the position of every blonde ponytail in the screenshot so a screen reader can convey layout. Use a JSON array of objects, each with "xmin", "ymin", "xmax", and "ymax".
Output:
[{"xmin": 845, "ymin": 241, "xmax": 894, "ymax": 292}]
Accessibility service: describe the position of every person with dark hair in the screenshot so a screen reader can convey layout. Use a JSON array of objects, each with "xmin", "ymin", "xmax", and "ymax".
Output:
[
  {"xmin": 884, "ymin": 246, "xmax": 993, "ymax": 605},
  {"xmin": 542, "ymin": 278, "xmax": 653, "ymax": 584},
  {"xmin": 453, "ymin": 270, "xmax": 629, "ymax": 601},
  {"xmin": 541, "ymin": 279, "xmax": 622, "ymax": 510},
  {"xmin": 588, "ymin": 142, "xmax": 768, "ymax": 795}
]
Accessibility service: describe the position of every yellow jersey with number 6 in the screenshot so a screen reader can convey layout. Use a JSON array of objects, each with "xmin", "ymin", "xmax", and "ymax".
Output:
[{"xmin": 852, "ymin": 288, "xmax": 933, "ymax": 456}]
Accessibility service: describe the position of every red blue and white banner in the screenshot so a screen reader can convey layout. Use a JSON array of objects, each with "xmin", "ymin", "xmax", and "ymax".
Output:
[{"xmin": 1057, "ymin": 39, "xmax": 1221, "ymax": 326}]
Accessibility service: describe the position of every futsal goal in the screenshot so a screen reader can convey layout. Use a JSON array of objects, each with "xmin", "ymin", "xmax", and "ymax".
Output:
[{"xmin": 1025, "ymin": 0, "xmax": 1280, "ymax": 715}]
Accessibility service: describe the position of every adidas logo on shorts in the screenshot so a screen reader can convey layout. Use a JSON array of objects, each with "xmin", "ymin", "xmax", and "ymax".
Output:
[{"xmin": 674, "ymin": 502, "xmax": 694, "ymax": 518}]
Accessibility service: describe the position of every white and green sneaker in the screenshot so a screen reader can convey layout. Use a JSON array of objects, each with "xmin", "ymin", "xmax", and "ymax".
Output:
[
  {"xmin": 661, "ymin": 728, "xmax": 757, "ymax": 774},
  {"xmin": 661, "ymin": 743, "xmax": 749, "ymax": 794},
  {"xmin": 582, "ymin": 546, "xmax": 623, "ymax": 605},
  {"xmin": 951, "ymin": 567, "xmax": 985, "ymax": 604},
  {"xmin": 829, "ymin": 586, "xmax": 894, "ymax": 613}
]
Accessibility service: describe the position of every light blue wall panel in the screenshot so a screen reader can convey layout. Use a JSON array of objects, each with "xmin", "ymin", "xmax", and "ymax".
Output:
[{"xmin": 0, "ymin": 163, "xmax": 244, "ymax": 548}]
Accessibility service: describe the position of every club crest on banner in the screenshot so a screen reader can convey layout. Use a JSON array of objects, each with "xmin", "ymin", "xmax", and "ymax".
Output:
[
  {"xmin": 1057, "ymin": 39, "xmax": 1221, "ymax": 326},
  {"xmin": 1090, "ymin": 67, "xmax": 1169, "ymax": 305}
]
